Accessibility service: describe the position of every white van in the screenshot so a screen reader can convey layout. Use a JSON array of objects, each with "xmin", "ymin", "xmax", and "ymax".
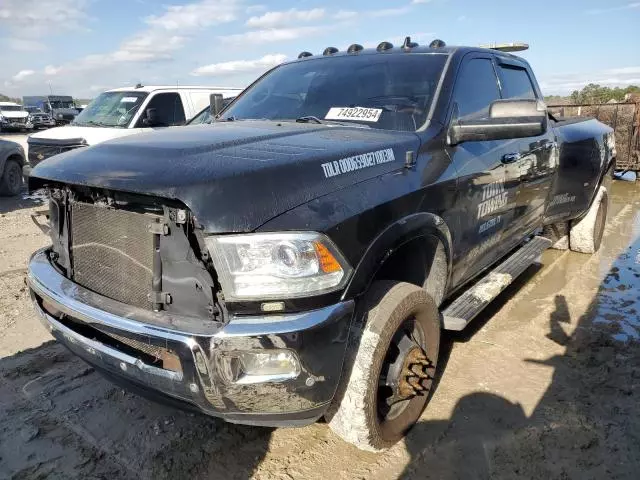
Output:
[{"xmin": 27, "ymin": 85, "xmax": 242, "ymax": 166}]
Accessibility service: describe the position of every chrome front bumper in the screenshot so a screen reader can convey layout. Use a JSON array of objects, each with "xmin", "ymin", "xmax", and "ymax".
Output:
[{"xmin": 27, "ymin": 248, "xmax": 354, "ymax": 426}]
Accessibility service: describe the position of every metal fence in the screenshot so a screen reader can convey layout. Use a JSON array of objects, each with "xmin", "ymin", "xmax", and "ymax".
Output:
[{"xmin": 548, "ymin": 102, "xmax": 640, "ymax": 174}]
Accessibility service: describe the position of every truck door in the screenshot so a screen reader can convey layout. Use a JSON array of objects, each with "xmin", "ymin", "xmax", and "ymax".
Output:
[
  {"xmin": 446, "ymin": 55, "xmax": 524, "ymax": 288},
  {"xmin": 496, "ymin": 60, "xmax": 558, "ymax": 238}
]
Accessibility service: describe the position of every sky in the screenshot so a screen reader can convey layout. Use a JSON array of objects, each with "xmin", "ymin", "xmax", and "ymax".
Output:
[{"xmin": 1, "ymin": 0, "xmax": 639, "ymax": 99}]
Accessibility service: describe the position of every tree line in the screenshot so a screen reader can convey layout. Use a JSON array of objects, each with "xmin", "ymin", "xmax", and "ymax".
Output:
[{"xmin": 545, "ymin": 84, "xmax": 640, "ymax": 105}]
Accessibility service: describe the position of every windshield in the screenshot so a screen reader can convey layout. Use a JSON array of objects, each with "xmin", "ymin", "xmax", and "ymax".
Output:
[
  {"xmin": 223, "ymin": 54, "xmax": 448, "ymax": 132},
  {"xmin": 73, "ymin": 91, "xmax": 148, "ymax": 127},
  {"xmin": 50, "ymin": 100, "xmax": 75, "ymax": 109},
  {"xmin": 0, "ymin": 105, "xmax": 25, "ymax": 112}
]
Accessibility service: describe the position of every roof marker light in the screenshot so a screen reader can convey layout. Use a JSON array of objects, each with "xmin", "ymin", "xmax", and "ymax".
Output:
[
  {"xmin": 402, "ymin": 36, "xmax": 418, "ymax": 49},
  {"xmin": 323, "ymin": 47, "xmax": 339, "ymax": 56},
  {"xmin": 298, "ymin": 51, "xmax": 313, "ymax": 59},
  {"xmin": 429, "ymin": 39, "xmax": 446, "ymax": 48},
  {"xmin": 376, "ymin": 41, "xmax": 393, "ymax": 52},
  {"xmin": 347, "ymin": 43, "xmax": 364, "ymax": 54}
]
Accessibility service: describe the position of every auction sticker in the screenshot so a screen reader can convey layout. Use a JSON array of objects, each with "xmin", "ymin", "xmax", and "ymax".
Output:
[{"xmin": 325, "ymin": 107, "xmax": 382, "ymax": 122}]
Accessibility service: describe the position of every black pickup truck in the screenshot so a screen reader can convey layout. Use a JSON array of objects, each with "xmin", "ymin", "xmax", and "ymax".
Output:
[{"xmin": 27, "ymin": 39, "xmax": 615, "ymax": 451}]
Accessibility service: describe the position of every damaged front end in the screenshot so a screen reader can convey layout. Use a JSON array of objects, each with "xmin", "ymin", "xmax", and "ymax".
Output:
[{"xmin": 27, "ymin": 185, "xmax": 354, "ymax": 425}]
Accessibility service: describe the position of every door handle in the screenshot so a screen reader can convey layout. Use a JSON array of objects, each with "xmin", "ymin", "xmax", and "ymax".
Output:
[{"xmin": 501, "ymin": 152, "xmax": 522, "ymax": 164}]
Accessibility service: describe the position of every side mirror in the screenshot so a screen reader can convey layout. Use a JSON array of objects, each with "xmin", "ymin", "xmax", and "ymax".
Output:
[
  {"xmin": 449, "ymin": 99, "xmax": 548, "ymax": 145},
  {"xmin": 209, "ymin": 94, "xmax": 224, "ymax": 117},
  {"xmin": 143, "ymin": 107, "xmax": 159, "ymax": 127}
]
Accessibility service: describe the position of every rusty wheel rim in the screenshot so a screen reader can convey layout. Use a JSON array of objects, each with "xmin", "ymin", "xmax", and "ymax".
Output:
[{"xmin": 377, "ymin": 317, "xmax": 433, "ymax": 422}]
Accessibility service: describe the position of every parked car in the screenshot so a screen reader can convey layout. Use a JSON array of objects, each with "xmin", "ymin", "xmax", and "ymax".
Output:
[
  {"xmin": 0, "ymin": 102, "xmax": 33, "ymax": 132},
  {"xmin": 27, "ymin": 108, "xmax": 57, "ymax": 130},
  {"xmin": 0, "ymin": 139, "xmax": 26, "ymax": 196},
  {"xmin": 26, "ymin": 39, "xmax": 615, "ymax": 451},
  {"xmin": 27, "ymin": 85, "xmax": 243, "ymax": 167}
]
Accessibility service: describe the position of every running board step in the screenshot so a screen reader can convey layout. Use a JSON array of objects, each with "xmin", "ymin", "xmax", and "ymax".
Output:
[{"xmin": 443, "ymin": 236, "xmax": 552, "ymax": 331}]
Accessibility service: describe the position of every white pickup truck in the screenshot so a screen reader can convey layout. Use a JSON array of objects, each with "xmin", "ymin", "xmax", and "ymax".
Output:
[
  {"xmin": 0, "ymin": 102, "xmax": 33, "ymax": 132},
  {"xmin": 27, "ymin": 85, "xmax": 242, "ymax": 167}
]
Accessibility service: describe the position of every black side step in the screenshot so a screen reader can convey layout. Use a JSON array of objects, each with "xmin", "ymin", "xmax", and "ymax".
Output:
[{"xmin": 443, "ymin": 236, "xmax": 552, "ymax": 331}]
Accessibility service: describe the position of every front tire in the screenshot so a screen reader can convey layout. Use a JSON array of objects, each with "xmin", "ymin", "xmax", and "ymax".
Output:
[
  {"xmin": 326, "ymin": 281, "xmax": 440, "ymax": 451},
  {"xmin": 0, "ymin": 159, "xmax": 23, "ymax": 196},
  {"xmin": 569, "ymin": 186, "xmax": 608, "ymax": 254}
]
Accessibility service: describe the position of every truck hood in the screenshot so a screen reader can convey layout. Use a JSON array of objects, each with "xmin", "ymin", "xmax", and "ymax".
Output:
[
  {"xmin": 30, "ymin": 120, "xmax": 420, "ymax": 232},
  {"xmin": 30, "ymin": 125, "xmax": 146, "ymax": 145},
  {"xmin": 1, "ymin": 111, "xmax": 29, "ymax": 120}
]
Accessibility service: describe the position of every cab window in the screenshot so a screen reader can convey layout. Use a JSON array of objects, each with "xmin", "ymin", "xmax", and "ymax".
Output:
[
  {"xmin": 498, "ymin": 65, "xmax": 537, "ymax": 100},
  {"xmin": 452, "ymin": 58, "xmax": 501, "ymax": 120}
]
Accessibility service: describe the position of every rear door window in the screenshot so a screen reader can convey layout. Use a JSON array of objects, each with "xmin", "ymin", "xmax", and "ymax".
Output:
[
  {"xmin": 452, "ymin": 58, "xmax": 501, "ymax": 120},
  {"xmin": 498, "ymin": 65, "xmax": 537, "ymax": 100}
]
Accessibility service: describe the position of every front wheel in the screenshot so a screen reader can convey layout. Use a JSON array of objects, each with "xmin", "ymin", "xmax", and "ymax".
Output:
[
  {"xmin": 0, "ymin": 159, "xmax": 23, "ymax": 196},
  {"xmin": 326, "ymin": 281, "xmax": 440, "ymax": 451}
]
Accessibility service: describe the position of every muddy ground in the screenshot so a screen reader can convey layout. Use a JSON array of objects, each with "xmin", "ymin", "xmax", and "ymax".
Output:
[{"xmin": 0, "ymin": 138, "xmax": 639, "ymax": 479}]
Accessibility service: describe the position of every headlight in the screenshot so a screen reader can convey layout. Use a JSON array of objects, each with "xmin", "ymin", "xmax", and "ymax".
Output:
[{"xmin": 205, "ymin": 232, "xmax": 352, "ymax": 300}]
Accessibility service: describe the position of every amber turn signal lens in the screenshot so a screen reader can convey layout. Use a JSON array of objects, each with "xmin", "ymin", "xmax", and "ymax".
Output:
[{"xmin": 314, "ymin": 242, "xmax": 342, "ymax": 273}]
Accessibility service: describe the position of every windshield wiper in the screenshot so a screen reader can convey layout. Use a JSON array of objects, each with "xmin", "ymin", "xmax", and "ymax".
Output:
[
  {"xmin": 77, "ymin": 120, "xmax": 120, "ymax": 128},
  {"xmin": 296, "ymin": 116, "xmax": 324, "ymax": 124}
]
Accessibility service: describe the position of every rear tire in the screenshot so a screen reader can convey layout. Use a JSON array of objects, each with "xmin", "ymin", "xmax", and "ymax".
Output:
[
  {"xmin": 0, "ymin": 159, "xmax": 23, "ymax": 196},
  {"xmin": 326, "ymin": 281, "xmax": 440, "ymax": 451},
  {"xmin": 569, "ymin": 186, "xmax": 608, "ymax": 254}
]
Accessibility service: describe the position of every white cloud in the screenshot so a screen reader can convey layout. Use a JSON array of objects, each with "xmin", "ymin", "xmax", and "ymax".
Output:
[
  {"xmin": 369, "ymin": 6, "xmax": 412, "ymax": 17},
  {"xmin": 11, "ymin": 0, "xmax": 242, "ymax": 86},
  {"xmin": 12, "ymin": 70, "xmax": 35, "ymax": 82},
  {"xmin": 192, "ymin": 54, "xmax": 287, "ymax": 76},
  {"xmin": 0, "ymin": 0, "xmax": 88, "ymax": 37},
  {"xmin": 145, "ymin": 0, "xmax": 240, "ymax": 30},
  {"xmin": 221, "ymin": 26, "xmax": 325, "ymax": 44},
  {"xmin": 586, "ymin": 2, "xmax": 640, "ymax": 14},
  {"xmin": 246, "ymin": 4, "xmax": 267, "ymax": 14},
  {"xmin": 246, "ymin": 8, "xmax": 325, "ymax": 28},
  {"xmin": 333, "ymin": 10, "xmax": 357, "ymax": 20},
  {"xmin": 4, "ymin": 38, "xmax": 47, "ymax": 51},
  {"xmin": 538, "ymin": 66, "xmax": 640, "ymax": 94},
  {"xmin": 44, "ymin": 65, "xmax": 62, "ymax": 76}
]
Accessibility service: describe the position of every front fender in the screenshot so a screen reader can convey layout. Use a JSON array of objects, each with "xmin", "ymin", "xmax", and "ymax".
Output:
[
  {"xmin": 342, "ymin": 212, "xmax": 453, "ymax": 300},
  {"xmin": 0, "ymin": 147, "xmax": 26, "ymax": 173}
]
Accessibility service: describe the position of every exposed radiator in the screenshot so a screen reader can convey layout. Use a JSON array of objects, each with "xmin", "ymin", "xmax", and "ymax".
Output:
[{"xmin": 70, "ymin": 202, "xmax": 158, "ymax": 309}]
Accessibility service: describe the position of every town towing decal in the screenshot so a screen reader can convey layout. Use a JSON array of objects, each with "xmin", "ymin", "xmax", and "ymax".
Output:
[{"xmin": 321, "ymin": 148, "xmax": 396, "ymax": 178}]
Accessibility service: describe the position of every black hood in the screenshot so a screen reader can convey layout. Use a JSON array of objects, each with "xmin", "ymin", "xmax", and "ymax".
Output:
[{"xmin": 30, "ymin": 121, "xmax": 420, "ymax": 232}]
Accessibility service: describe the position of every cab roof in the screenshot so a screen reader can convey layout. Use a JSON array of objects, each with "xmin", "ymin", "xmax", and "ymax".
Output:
[
  {"xmin": 0, "ymin": 101, "xmax": 22, "ymax": 107},
  {"xmin": 106, "ymin": 85, "xmax": 243, "ymax": 93},
  {"xmin": 290, "ymin": 43, "xmax": 527, "ymax": 65}
]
